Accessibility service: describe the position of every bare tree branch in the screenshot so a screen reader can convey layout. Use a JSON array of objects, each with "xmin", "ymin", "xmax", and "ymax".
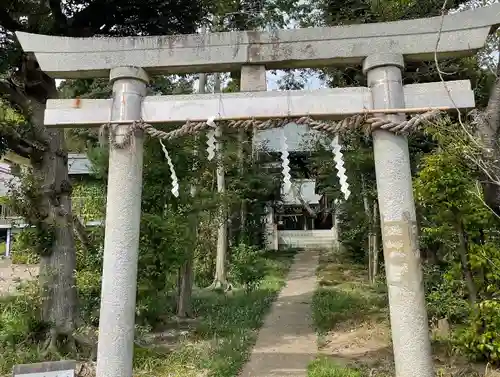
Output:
[{"xmin": 290, "ymin": 184, "xmax": 317, "ymax": 217}]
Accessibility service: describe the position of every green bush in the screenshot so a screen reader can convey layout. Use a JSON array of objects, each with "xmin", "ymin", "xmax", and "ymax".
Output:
[
  {"xmin": 0, "ymin": 282, "xmax": 40, "ymax": 346},
  {"xmin": 10, "ymin": 230, "xmax": 39, "ymax": 265},
  {"xmin": 425, "ymin": 264, "xmax": 470, "ymax": 324},
  {"xmin": 455, "ymin": 299, "xmax": 500, "ymax": 364},
  {"xmin": 0, "ymin": 281, "xmax": 51, "ymax": 374},
  {"xmin": 228, "ymin": 243, "xmax": 267, "ymax": 290},
  {"xmin": 0, "ymin": 242, "xmax": 5, "ymax": 256}
]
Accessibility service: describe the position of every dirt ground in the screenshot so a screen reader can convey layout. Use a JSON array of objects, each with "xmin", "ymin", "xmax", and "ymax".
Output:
[
  {"xmin": 0, "ymin": 258, "xmax": 38, "ymax": 296},
  {"xmin": 316, "ymin": 257, "xmax": 500, "ymax": 377}
]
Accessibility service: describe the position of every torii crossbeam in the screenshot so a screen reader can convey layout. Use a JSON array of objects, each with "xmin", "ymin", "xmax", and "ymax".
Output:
[
  {"xmin": 15, "ymin": 4, "xmax": 500, "ymax": 377},
  {"xmin": 45, "ymin": 80, "xmax": 473, "ymax": 127},
  {"xmin": 16, "ymin": 4, "xmax": 500, "ymax": 78}
]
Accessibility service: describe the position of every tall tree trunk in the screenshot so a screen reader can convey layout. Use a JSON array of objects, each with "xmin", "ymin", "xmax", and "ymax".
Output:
[
  {"xmin": 238, "ymin": 129, "xmax": 247, "ymax": 243},
  {"xmin": 30, "ymin": 95, "xmax": 78, "ymax": 345},
  {"xmin": 454, "ymin": 217, "xmax": 477, "ymax": 304},
  {"xmin": 177, "ymin": 254, "xmax": 194, "ymax": 317},
  {"xmin": 212, "ymin": 73, "xmax": 228, "ymax": 289},
  {"xmin": 177, "ymin": 72, "xmax": 206, "ymax": 316},
  {"xmin": 371, "ymin": 199, "xmax": 379, "ymax": 282},
  {"xmin": 361, "ymin": 175, "xmax": 373, "ymax": 282}
]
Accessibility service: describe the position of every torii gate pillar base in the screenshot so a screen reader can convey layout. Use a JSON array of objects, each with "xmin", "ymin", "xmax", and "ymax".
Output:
[
  {"xmin": 363, "ymin": 54, "xmax": 434, "ymax": 377},
  {"xmin": 96, "ymin": 66, "xmax": 149, "ymax": 377}
]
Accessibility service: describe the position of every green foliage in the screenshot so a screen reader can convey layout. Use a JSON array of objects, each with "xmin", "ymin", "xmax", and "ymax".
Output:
[
  {"xmin": 455, "ymin": 300, "xmax": 500, "ymax": 364},
  {"xmin": 1, "ymin": 0, "xmax": 299, "ymax": 371},
  {"xmin": 308, "ymin": 131, "xmax": 376, "ymax": 263},
  {"xmin": 413, "ymin": 143, "xmax": 485, "ymax": 221},
  {"xmin": 425, "ymin": 264, "xmax": 470, "ymax": 324},
  {"xmin": 74, "ymin": 228, "xmax": 105, "ymax": 326},
  {"xmin": 72, "ymin": 180, "xmax": 106, "ymax": 222},
  {"xmin": 2, "ymin": 1, "xmax": 498, "ymax": 374},
  {"xmin": 0, "ymin": 281, "xmax": 50, "ymax": 372},
  {"xmin": 307, "ymin": 357, "xmax": 362, "ymax": 377},
  {"xmin": 312, "ymin": 251, "xmax": 387, "ymax": 335},
  {"xmin": 228, "ymin": 243, "xmax": 267, "ymax": 290},
  {"xmin": 0, "ymin": 249, "xmax": 294, "ymax": 376},
  {"xmin": 10, "ymin": 227, "xmax": 55, "ymax": 260},
  {"xmin": 11, "ymin": 230, "xmax": 40, "ymax": 264},
  {"xmin": 0, "ymin": 282, "xmax": 41, "ymax": 347},
  {"xmin": 412, "ymin": 118, "xmax": 500, "ymax": 364},
  {"xmin": 136, "ymin": 210, "xmax": 192, "ymax": 323},
  {"xmin": 1, "ymin": 0, "xmax": 209, "ymax": 71}
]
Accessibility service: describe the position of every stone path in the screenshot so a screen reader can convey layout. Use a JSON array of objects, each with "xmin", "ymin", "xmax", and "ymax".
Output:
[{"xmin": 239, "ymin": 249, "xmax": 319, "ymax": 377}]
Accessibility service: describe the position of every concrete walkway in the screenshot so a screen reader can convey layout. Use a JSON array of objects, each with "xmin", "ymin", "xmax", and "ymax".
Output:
[{"xmin": 239, "ymin": 249, "xmax": 319, "ymax": 377}]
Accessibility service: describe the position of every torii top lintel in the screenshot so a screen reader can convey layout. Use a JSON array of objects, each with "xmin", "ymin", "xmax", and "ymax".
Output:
[{"xmin": 15, "ymin": 4, "xmax": 500, "ymax": 79}]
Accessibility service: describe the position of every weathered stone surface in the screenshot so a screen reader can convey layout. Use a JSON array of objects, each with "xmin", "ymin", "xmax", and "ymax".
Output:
[
  {"xmin": 15, "ymin": 3, "xmax": 500, "ymax": 78},
  {"xmin": 44, "ymin": 80, "xmax": 474, "ymax": 127},
  {"xmin": 13, "ymin": 360, "xmax": 75, "ymax": 376}
]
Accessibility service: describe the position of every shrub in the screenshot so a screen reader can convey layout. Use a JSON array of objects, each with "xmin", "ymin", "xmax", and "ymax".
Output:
[
  {"xmin": 426, "ymin": 264, "xmax": 470, "ymax": 324},
  {"xmin": 454, "ymin": 299, "xmax": 500, "ymax": 364},
  {"xmin": 10, "ymin": 230, "xmax": 39, "ymax": 265},
  {"xmin": 0, "ymin": 281, "xmax": 50, "ymax": 374},
  {"xmin": 0, "ymin": 281, "xmax": 42, "ymax": 348},
  {"xmin": 228, "ymin": 243, "xmax": 266, "ymax": 290}
]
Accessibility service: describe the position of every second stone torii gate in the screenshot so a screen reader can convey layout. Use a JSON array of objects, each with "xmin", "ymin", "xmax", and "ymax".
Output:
[{"xmin": 15, "ymin": 4, "xmax": 499, "ymax": 377}]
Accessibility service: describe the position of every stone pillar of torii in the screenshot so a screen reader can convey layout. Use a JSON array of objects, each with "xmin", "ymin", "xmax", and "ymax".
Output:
[{"xmin": 15, "ymin": 5, "xmax": 500, "ymax": 377}]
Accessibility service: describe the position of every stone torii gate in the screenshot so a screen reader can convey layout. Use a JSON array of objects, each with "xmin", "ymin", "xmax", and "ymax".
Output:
[{"xmin": 15, "ymin": 4, "xmax": 499, "ymax": 377}]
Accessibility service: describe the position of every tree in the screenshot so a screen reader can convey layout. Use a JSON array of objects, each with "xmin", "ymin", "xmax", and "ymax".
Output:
[
  {"xmin": 414, "ymin": 146, "xmax": 482, "ymax": 303},
  {"xmin": 0, "ymin": 0, "xmax": 207, "ymax": 350}
]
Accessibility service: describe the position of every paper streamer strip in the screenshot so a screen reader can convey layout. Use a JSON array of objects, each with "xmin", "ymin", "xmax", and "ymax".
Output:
[
  {"xmin": 331, "ymin": 135, "xmax": 350, "ymax": 200},
  {"xmin": 159, "ymin": 140, "xmax": 179, "ymax": 197},
  {"xmin": 206, "ymin": 116, "xmax": 217, "ymax": 161},
  {"xmin": 280, "ymin": 128, "xmax": 292, "ymax": 195}
]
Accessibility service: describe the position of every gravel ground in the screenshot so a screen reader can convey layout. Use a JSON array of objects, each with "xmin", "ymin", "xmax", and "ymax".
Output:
[{"xmin": 0, "ymin": 259, "xmax": 38, "ymax": 296}]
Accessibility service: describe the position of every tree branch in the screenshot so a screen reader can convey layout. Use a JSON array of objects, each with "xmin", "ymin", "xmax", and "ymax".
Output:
[
  {"xmin": 0, "ymin": 133, "xmax": 34, "ymax": 157},
  {"xmin": 69, "ymin": 0, "xmax": 113, "ymax": 36},
  {"xmin": 290, "ymin": 184, "xmax": 317, "ymax": 217},
  {"xmin": 0, "ymin": 8, "xmax": 25, "ymax": 32},
  {"xmin": 0, "ymin": 79, "xmax": 30, "ymax": 115},
  {"xmin": 48, "ymin": 0, "xmax": 68, "ymax": 34}
]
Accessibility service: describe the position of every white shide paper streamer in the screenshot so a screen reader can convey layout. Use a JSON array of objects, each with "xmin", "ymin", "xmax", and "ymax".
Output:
[
  {"xmin": 206, "ymin": 116, "xmax": 217, "ymax": 161},
  {"xmin": 331, "ymin": 135, "xmax": 350, "ymax": 200},
  {"xmin": 280, "ymin": 128, "xmax": 292, "ymax": 195},
  {"xmin": 159, "ymin": 140, "xmax": 179, "ymax": 197}
]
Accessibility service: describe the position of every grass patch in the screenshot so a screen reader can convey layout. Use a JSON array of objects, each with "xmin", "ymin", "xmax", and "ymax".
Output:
[
  {"xmin": 0, "ymin": 249, "xmax": 295, "ymax": 377},
  {"xmin": 131, "ymin": 248, "xmax": 296, "ymax": 376},
  {"xmin": 312, "ymin": 250, "xmax": 387, "ymax": 336},
  {"xmin": 308, "ymin": 356, "xmax": 362, "ymax": 377}
]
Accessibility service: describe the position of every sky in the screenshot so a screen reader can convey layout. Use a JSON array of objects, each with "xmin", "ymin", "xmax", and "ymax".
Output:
[{"xmin": 55, "ymin": 67, "xmax": 325, "ymax": 92}]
